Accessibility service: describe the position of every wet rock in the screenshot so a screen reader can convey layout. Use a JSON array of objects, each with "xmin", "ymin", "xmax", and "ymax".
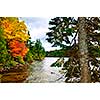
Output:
[
  {"xmin": 1, "ymin": 71, "xmax": 29, "ymax": 83},
  {"xmin": 51, "ymin": 72, "xmax": 55, "ymax": 74},
  {"xmin": 0, "ymin": 64, "xmax": 29, "ymax": 83}
]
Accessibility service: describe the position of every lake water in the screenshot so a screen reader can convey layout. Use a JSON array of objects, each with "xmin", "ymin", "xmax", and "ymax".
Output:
[{"xmin": 24, "ymin": 57, "xmax": 68, "ymax": 83}]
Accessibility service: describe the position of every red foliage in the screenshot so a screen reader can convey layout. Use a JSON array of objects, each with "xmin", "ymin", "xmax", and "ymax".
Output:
[{"xmin": 9, "ymin": 40, "xmax": 29, "ymax": 58}]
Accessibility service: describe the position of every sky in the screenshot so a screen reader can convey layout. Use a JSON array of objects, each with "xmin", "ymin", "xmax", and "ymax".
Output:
[{"xmin": 19, "ymin": 17, "xmax": 60, "ymax": 51}]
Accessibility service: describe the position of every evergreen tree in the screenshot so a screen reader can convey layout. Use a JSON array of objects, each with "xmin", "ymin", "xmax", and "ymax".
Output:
[
  {"xmin": 78, "ymin": 17, "xmax": 91, "ymax": 82},
  {"xmin": 46, "ymin": 17, "xmax": 100, "ymax": 83},
  {"xmin": 32, "ymin": 39, "xmax": 46, "ymax": 60},
  {"xmin": 26, "ymin": 39, "xmax": 46, "ymax": 62}
]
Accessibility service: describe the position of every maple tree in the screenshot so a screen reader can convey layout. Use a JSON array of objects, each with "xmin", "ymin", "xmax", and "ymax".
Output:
[
  {"xmin": 9, "ymin": 40, "xmax": 29, "ymax": 58},
  {"xmin": 0, "ymin": 17, "xmax": 29, "ymax": 65},
  {"xmin": 0, "ymin": 27, "xmax": 18, "ymax": 69},
  {"xmin": 1, "ymin": 17, "xmax": 29, "ymax": 41}
]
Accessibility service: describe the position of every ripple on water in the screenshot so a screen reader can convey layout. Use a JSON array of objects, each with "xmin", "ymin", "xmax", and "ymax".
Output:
[{"xmin": 24, "ymin": 57, "xmax": 68, "ymax": 83}]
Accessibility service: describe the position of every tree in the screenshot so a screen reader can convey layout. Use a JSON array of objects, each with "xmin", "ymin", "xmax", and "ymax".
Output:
[
  {"xmin": 26, "ymin": 39, "xmax": 46, "ymax": 62},
  {"xmin": 0, "ymin": 27, "xmax": 17, "ymax": 69},
  {"xmin": 1, "ymin": 17, "xmax": 29, "ymax": 41},
  {"xmin": 46, "ymin": 17, "xmax": 100, "ymax": 83},
  {"xmin": 46, "ymin": 47, "xmax": 71, "ymax": 57},
  {"xmin": 0, "ymin": 27, "xmax": 10, "ymax": 66},
  {"xmin": 0, "ymin": 17, "xmax": 29, "ymax": 66},
  {"xmin": 25, "ymin": 35, "xmax": 34, "ymax": 63},
  {"xmin": 32, "ymin": 39, "xmax": 46, "ymax": 60},
  {"xmin": 78, "ymin": 17, "xmax": 91, "ymax": 82}
]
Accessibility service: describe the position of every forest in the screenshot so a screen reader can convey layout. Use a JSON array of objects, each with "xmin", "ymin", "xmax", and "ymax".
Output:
[
  {"xmin": 0, "ymin": 17, "xmax": 46, "ymax": 82},
  {"xmin": 46, "ymin": 46, "xmax": 71, "ymax": 57},
  {"xmin": 1, "ymin": 17, "xmax": 100, "ymax": 83}
]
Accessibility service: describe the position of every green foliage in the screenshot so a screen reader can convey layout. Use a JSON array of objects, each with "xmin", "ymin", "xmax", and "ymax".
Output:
[
  {"xmin": 51, "ymin": 57, "xmax": 64, "ymax": 67},
  {"xmin": 15, "ymin": 56, "xmax": 25, "ymax": 64},
  {"xmin": 46, "ymin": 17, "xmax": 77, "ymax": 48},
  {"xmin": 47, "ymin": 17, "xmax": 100, "ymax": 83},
  {"xmin": 46, "ymin": 47, "xmax": 71, "ymax": 57},
  {"xmin": 46, "ymin": 50, "xmax": 64, "ymax": 57},
  {"xmin": 5, "ymin": 60, "xmax": 18, "ymax": 68},
  {"xmin": 25, "ymin": 50, "xmax": 33, "ymax": 63},
  {"xmin": 26, "ymin": 39, "xmax": 46, "ymax": 62},
  {"xmin": 0, "ymin": 17, "xmax": 30, "ymax": 71},
  {"xmin": 0, "ymin": 27, "xmax": 17, "ymax": 68},
  {"xmin": 32, "ymin": 39, "xmax": 46, "ymax": 60}
]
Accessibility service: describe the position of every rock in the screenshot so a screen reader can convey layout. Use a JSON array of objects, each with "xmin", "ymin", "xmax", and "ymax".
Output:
[
  {"xmin": 51, "ymin": 72, "xmax": 55, "ymax": 74},
  {"xmin": 0, "ymin": 64, "xmax": 30, "ymax": 83},
  {"xmin": 1, "ymin": 71, "xmax": 29, "ymax": 83}
]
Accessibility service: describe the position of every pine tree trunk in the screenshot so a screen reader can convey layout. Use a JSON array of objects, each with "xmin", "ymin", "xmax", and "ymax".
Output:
[{"xmin": 78, "ymin": 17, "xmax": 91, "ymax": 83}]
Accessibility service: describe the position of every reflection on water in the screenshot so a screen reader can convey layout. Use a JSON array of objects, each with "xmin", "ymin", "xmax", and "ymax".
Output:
[{"xmin": 24, "ymin": 57, "xmax": 68, "ymax": 83}]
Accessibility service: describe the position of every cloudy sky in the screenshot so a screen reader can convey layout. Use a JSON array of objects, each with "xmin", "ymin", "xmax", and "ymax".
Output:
[{"xmin": 19, "ymin": 17, "xmax": 59, "ymax": 51}]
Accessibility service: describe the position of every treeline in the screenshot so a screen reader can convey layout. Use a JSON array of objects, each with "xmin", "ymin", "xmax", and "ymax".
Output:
[
  {"xmin": 46, "ymin": 46, "xmax": 71, "ymax": 57},
  {"xmin": 0, "ymin": 17, "xmax": 46, "ymax": 72},
  {"xmin": 25, "ymin": 39, "xmax": 46, "ymax": 63}
]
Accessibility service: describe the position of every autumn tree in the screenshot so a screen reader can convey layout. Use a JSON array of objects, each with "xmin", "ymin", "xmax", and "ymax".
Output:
[
  {"xmin": 0, "ymin": 17, "xmax": 29, "ymax": 65},
  {"xmin": 1, "ymin": 17, "xmax": 29, "ymax": 41},
  {"xmin": 46, "ymin": 17, "xmax": 100, "ymax": 83},
  {"xmin": 0, "ymin": 26, "xmax": 18, "ymax": 70}
]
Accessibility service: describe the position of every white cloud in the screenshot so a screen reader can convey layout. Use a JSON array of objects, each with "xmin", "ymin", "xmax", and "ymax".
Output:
[
  {"xmin": 20, "ymin": 17, "xmax": 60, "ymax": 51},
  {"xmin": 30, "ymin": 27, "xmax": 60, "ymax": 51},
  {"xmin": 43, "ymin": 42, "xmax": 60, "ymax": 51},
  {"xmin": 30, "ymin": 27, "xmax": 49, "ymax": 41}
]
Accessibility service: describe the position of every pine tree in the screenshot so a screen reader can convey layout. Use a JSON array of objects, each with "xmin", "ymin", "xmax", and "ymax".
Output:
[
  {"xmin": 78, "ymin": 17, "xmax": 91, "ymax": 82},
  {"xmin": 46, "ymin": 17, "xmax": 100, "ymax": 83}
]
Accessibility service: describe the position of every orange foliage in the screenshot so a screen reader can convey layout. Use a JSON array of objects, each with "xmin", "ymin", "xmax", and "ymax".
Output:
[
  {"xmin": 1, "ymin": 17, "xmax": 29, "ymax": 41},
  {"xmin": 9, "ymin": 40, "xmax": 29, "ymax": 58},
  {"xmin": 0, "ymin": 17, "xmax": 29, "ymax": 61}
]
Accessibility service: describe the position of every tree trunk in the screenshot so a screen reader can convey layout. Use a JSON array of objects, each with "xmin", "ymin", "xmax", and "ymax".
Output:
[{"xmin": 78, "ymin": 17, "xmax": 91, "ymax": 83}]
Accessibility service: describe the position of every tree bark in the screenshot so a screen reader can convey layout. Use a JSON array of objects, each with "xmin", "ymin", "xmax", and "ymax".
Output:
[{"xmin": 78, "ymin": 17, "xmax": 91, "ymax": 83}]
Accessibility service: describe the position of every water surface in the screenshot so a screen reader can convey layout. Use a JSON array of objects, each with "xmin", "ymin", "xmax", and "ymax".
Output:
[{"xmin": 24, "ymin": 57, "xmax": 67, "ymax": 83}]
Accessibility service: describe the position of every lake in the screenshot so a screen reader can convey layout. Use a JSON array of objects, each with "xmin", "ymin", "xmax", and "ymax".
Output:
[{"xmin": 24, "ymin": 57, "xmax": 68, "ymax": 83}]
